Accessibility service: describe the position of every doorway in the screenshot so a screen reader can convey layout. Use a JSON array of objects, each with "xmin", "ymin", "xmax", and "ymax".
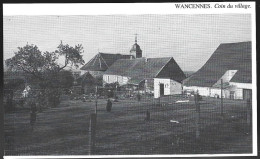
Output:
[
  {"xmin": 243, "ymin": 89, "xmax": 252, "ymax": 100},
  {"xmin": 230, "ymin": 91, "xmax": 235, "ymax": 100},
  {"xmin": 160, "ymin": 84, "xmax": 164, "ymax": 96}
]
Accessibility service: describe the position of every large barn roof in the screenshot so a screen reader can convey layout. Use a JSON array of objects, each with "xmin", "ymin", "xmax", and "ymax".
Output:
[
  {"xmin": 105, "ymin": 57, "xmax": 186, "ymax": 84},
  {"xmin": 184, "ymin": 41, "xmax": 252, "ymax": 87},
  {"xmin": 80, "ymin": 52, "xmax": 134, "ymax": 71}
]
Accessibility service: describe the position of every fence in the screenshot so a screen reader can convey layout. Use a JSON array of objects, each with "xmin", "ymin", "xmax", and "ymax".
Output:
[
  {"xmin": 4, "ymin": 87, "xmax": 252, "ymax": 155},
  {"xmin": 87, "ymin": 91, "xmax": 252, "ymax": 155}
]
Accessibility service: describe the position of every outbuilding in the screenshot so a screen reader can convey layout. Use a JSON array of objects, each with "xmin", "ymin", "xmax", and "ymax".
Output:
[{"xmin": 183, "ymin": 41, "xmax": 252, "ymax": 100}]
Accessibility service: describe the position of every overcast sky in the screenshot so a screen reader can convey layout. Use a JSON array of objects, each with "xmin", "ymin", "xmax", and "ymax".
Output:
[{"xmin": 3, "ymin": 14, "xmax": 251, "ymax": 71}]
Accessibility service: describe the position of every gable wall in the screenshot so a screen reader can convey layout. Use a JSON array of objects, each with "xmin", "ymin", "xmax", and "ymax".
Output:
[{"xmin": 156, "ymin": 58, "xmax": 185, "ymax": 82}]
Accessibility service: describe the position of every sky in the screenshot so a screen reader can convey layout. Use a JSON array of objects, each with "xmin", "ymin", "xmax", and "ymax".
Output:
[{"xmin": 3, "ymin": 14, "xmax": 251, "ymax": 71}]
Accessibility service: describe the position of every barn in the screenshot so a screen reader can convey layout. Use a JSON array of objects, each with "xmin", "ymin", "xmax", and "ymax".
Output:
[
  {"xmin": 76, "ymin": 72, "xmax": 98, "ymax": 94},
  {"xmin": 103, "ymin": 57, "xmax": 186, "ymax": 98},
  {"xmin": 183, "ymin": 41, "xmax": 252, "ymax": 100}
]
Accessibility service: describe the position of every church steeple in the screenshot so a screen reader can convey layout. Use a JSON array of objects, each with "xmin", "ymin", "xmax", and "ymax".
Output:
[{"xmin": 130, "ymin": 34, "xmax": 142, "ymax": 58}]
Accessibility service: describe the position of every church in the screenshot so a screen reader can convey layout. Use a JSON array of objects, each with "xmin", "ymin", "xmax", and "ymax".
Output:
[{"xmin": 101, "ymin": 36, "xmax": 186, "ymax": 98}]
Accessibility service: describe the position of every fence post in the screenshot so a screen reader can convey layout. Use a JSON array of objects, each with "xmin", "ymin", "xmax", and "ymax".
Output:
[
  {"xmin": 145, "ymin": 109, "xmax": 150, "ymax": 121},
  {"xmin": 158, "ymin": 96, "xmax": 161, "ymax": 106},
  {"xmin": 95, "ymin": 86, "xmax": 97, "ymax": 114},
  {"xmin": 246, "ymin": 98, "xmax": 251, "ymax": 128},
  {"xmin": 89, "ymin": 113, "xmax": 97, "ymax": 155},
  {"xmin": 195, "ymin": 94, "xmax": 200, "ymax": 139},
  {"xmin": 221, "ymin": 79, "xmax": 223, "ymax": 117}
]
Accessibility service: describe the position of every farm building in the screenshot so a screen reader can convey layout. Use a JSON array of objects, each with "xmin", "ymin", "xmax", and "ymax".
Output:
[
  {"xmin": 76, "ymin": 72, "xmax": 100, "ymax": 94},
  {"xmin": 103, "ymin": 37, "xmax": 186, "ymax": 98},
  {"xmin": 103, "ymin": 57, "xmax": 186, "ymax": 98},
  {"xmin": 183, "ymin": 41, "xmax": 252, "ymax": 100},
  {"xmin": 80, "ymin": 52, "xmax": 134, "ymax": 78}
]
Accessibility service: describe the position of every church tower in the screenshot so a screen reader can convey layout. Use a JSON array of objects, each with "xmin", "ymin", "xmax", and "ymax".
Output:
[{"xmin": 130, "ymin": 34, "xmax": 142, "ymax": 58}]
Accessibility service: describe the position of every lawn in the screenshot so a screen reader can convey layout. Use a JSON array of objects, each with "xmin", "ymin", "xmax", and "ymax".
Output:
[{"xmin": 4, "ymin": 95, "xmax": 252, "ymax": 155}]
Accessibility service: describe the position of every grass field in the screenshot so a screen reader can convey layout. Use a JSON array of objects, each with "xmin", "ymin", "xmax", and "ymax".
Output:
[{"xmin": 4, "ymin": 95, "xmax": 252, "ymax": 155}]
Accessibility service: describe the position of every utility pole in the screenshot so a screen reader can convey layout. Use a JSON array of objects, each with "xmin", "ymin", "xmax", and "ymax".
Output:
[
  {"xmin": 89, "ymin": 113, "xmax": 97, "ymax": 155},
  {"xmin": 158, "ymin": 82, "xmax": 160, "ymax": 106},
  {"xmin": 221, "ymin": 79, "xmax": 223, "ymax": 117},
  {"xmin": 195, "ymin": 92, "xmax": 200, "ymax": 139},
  {"xmin": 115, "ymin": 84, "xmax": 117, "ymax": 98},
  {"xmin": 95, "ymin": 86, "xmax": 97, "ymax": 114},
  {"xmin": 247, "ymin": 98, "xmax": 251, "ymax": 128}
]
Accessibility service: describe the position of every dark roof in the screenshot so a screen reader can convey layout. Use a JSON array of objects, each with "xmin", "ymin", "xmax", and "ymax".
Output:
[
  {"xmin": 80, "ymin": 52, "xmax": 134, "ymax": 71},
  {"xmin": 184, "ymin": 41, "xmax": 252, "ymax": 87},
  {"xmin": 105, "ymin": 57, "xmax": 186, "ymax": 84},
  {"xmin": 130, "ymin": 43, "xmax": 142, "ymax": 52},
  {"xmin": 77, "ymin": 72, "xmax": 96, "ymax": 84}
]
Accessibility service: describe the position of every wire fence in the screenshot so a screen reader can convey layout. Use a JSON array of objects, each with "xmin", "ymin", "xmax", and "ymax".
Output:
[{"xmin": 4, "ymin": 87, "xmax": 252, "ymax": 155}]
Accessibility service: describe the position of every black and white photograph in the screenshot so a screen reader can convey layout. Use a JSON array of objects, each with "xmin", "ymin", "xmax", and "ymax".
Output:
[{"xmin": 3, "ymin": 2, "xmax": 257, "ymax": 157}]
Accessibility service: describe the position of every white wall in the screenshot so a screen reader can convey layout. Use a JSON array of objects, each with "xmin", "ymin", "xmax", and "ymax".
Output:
[
  {"xmin": 154, "ymin": 78, "xmax": 169, "ymax": 98},
  {"xmin": 170, "ymin": 79, "xmax": 182, "ymax": 95},
  {"xmin": 234, "ymin": 88, "xmax": 243, "ymax": 99},
  {"xmin": 183, "ymin": 86, "xmax": 210, "ymax": 96},
  {"xmin": 184, "ymin": 86, "xmax": 233, "ymax": 98},
  {"xmin": 103, "ymin": 74, "xmax": 129, "ymax": 86},
  {"xmin": 210, "ymin": 88, "xmax": 230, "ymax": 98},
  {"xmin": 214, "ymin": 70, "xmax": 238, "ymax": 85},
  {"xmin": 80, "ymin": 70, "xmax": 87, "ymax": 75},
  {"xmin": 154, "ymin": 78, "xmax": 182, "ymax": 98},
  {"xmin": 229, "ymin": 82, "xmax": 252, "ymax": 89},
  {"xmin": 184, "ymin": 83, "xmax": 251, "ymax": 100},
  {"xmin": 229, "ymin": 82, "xmax": 252, "ymax": 100}
]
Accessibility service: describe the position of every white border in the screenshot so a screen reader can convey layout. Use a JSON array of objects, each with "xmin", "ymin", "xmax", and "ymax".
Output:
[
  {"xmin": 3, "ymin": 2, "xmax": 257, "ymax": 158},
  {"xmin": 251, "ymin": 2, "xmax": 257, "ymax": 156},
  {"xmin": 3, "ymin": 2, "xmax": 255, "ymax": 15}
]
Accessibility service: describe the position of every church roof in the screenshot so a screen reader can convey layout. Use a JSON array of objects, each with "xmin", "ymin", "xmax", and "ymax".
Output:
[
  {"xmin": 80, "ymin": 52, "xmax": 134, "ymax": 71},
  {"xmin": 104, "ymin": 57, "xmax": 186, "ymax": 85},
  {"xmin": 183, "ymin": 41, "xmax": 252, "ymax": 87},
  {"xmin": 130, "ymin": 43, "xmax": 142, "ymax": 52}
]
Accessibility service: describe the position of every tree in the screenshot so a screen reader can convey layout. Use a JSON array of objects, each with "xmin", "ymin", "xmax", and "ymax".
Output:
[
  {"xmin": 5, "ymin": 42, "xmax": 85, "ymax": 107},
  {"xmin": 58, "ymin": 70, "xmax": 74, "ymax": 89}
]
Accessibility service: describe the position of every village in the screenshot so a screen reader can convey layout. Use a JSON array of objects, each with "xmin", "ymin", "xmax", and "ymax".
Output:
[{"xmin": 3, "ymin": 34, "xmax": 253, "ymax": 155}]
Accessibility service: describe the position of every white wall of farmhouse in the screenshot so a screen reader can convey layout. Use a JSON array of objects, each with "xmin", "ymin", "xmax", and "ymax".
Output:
[
  {"xmin": 80, "ymin": 70, "xmax": 87, "ymax": 75},
  {"xmin": 183, "ymin": 86, "xmax": 210, "ymax": 96},
  {"xmin": 184, "ymin": 82, "xmax": 252, "ymax": 100},
  {"xmin": 170, "ymin": 79, "xmax": 182, "ymax": 95},
  {"xmin": 183, "ymin": 86, "xmax": 231, "ymax": 98},
  {"xmin": 229, "ymin": 82, "xmax": 252, "ymax": 100},
  {"xmin": 103, "ymin": 74, "xmax": 130, "ymax": 86},
  {"xmin": 154, "ymin": 78, "xmax": 182, "ymax": 98},
  {"xmin": 229, "ymin": 82, "xmax": 252, "ymax": 90}
]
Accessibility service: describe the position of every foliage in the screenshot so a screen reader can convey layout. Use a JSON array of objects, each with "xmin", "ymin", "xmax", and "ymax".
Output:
[
  {"xmin": 4, "ymin": 78, "xmax": 25, "ymax": 90},
  {"xmin": 6, "ymin": 42, "xmax": 84, "ymax": 86},
  {"xmin": 5, "ymin": 42, "xmax": 85, "ymax": 107},
  {"xmin": 58, "ymin": 70, "xmax": 74, "ymax": 89},
  {"xmin": 104, "ymin": 82, "xmax": 120, "ymax": 90}
]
